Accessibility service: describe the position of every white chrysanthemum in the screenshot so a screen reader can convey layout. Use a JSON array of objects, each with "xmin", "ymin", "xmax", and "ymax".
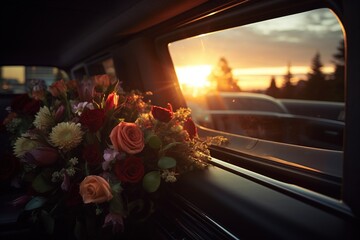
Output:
[
  {"xmin": 13, "ymin": 137, "xmax": 40, "ymax": 157},
  {"xmin": 66, "ymin": 167, "xmax": 76, "ymax": 176},
  {"xmin": 51, "ymin": 171, "xmax": 61, "ymax": 182},
  {"xmin": 5, "ymin": 118, "xmax": 22, "ymax": 133},
  {"xmin": 50, "ymin": 122, "xmax": 84, "ymax": 151},
  {"xmin": 135, "ymin": 113, "xmax": 152, "ymax": 128},
  {"xmin": 34, "ymin": 106, "xmax": 55, "ymax": 131},
  {"xmin": 68, "ymin": 157, "xmax": 79, "ymax": 166},
  {"xmin": 161, "ymin": 170, "xmax": 177, "ymax": 183}
]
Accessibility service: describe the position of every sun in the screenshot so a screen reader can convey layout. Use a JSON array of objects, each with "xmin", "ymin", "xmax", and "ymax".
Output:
[{"xmin": 174, "ymin": 65, "xmax": 213, "ymax": 97}]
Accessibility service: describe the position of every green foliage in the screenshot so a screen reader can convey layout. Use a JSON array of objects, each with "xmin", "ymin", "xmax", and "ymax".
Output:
[
  {"xmin": 158, "ymin": 156, "xmax": 176, "ymax": 169},
  {"xmin": 24, "ymin": 196, "xmax": 47, "ymax": 211},
  {"xmin": 32, "ymin": 173, "xmax": 55, "ymax": 193},
  {"xmin": 148, "ymin": 135, "xmax": 162, "ymax": 149},
  {"xmin": 142, "ymin": 171, "xmax": 161, "ymax": 193}
]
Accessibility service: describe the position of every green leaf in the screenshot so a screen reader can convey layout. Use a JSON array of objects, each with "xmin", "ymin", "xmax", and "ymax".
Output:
[
  {"xmin": 157, "ymin": 156, "xmax": 176, "ymax": 169},
  {"xmin": 161, "ymin": 142, "xmax": 181, "ymax": 152},
  {"xmin": 144, "ymin": 130, "xmax": 153, "ymax": 141},
  {"xmin": 148, "ymin": 135, "xmax": 162, "ymax": 149},
  {"xmin": 32, "ymin": 174, "xmax": 54, "ymax": 193},
  {"xmin": 40, "ymin": 210, "xmax": 55, "ymax": 234},
  {"xmin": 142, "ymin": 171, "xmax": 161, "ymax": 193},
  {"xmin": 109, "ymin": 195, "xmax": 124, "ymax": 215},
  {"xmin": 24, "ymin": 196, "xmax": 47, "ymax": 211},
  {"xmin": 95, "ymin": 131, "xmax": 101, "ymax": 142},
  {"xmin": 111, "ymin": 182, "xmax": 122, "ymax": 193}
]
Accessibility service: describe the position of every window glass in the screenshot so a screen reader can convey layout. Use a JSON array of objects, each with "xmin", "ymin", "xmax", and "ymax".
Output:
[
  {"xmin": 169, "ymin": 8, "xmax": 344, "ymax": 152},
  {"xmin": 87, "ymin": 58, "xmax": 116, "ymax": 78},
  {"xmin": 0, "ymin": 66, "xmax": 68, "ymax": 94}
]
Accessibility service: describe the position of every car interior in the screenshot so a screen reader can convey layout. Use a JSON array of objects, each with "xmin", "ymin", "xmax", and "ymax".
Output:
[{"xmin": 1, "ymin": 0, "xmax": 359, "ymax": 239}]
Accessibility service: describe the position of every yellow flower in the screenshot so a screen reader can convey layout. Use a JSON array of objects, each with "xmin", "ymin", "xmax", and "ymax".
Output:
[
  {"xmin": 34, "ymin": 106, "xmax": 55, "ymax": 131},
  {"xmin": 13, "ymin": 137, "xmax": 40, "ymax": 157},
  {"xmin": 50, "ymin": 122, "xmax": 84, "ymax": 151}
]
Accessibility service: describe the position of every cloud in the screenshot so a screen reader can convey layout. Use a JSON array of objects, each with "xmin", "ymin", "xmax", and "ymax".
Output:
[{"xmin": 169, "ymin": 8, "xmax": 343, "ymax": 69}]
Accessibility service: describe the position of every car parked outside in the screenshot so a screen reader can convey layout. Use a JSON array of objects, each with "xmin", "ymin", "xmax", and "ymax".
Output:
[{"xmin": 188, "ymin": 92, "xmax": 343, "ymax": 150}]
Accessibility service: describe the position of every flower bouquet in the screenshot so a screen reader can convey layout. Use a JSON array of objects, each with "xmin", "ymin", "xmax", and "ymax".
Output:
[{"xmin": 2, "ymin": 75, "xmax": 226, "ymax": 238}]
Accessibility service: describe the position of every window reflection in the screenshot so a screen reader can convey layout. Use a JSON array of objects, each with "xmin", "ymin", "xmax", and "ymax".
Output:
[{"xmin": 169, "ymin": 8, "xmax": 344, "ymax": 151}]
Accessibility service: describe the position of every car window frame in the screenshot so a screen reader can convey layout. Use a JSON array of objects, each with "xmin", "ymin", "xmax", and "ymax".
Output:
[{"xmin": 155, "ymin": 0, "xmax": 359, "ymax": 217}]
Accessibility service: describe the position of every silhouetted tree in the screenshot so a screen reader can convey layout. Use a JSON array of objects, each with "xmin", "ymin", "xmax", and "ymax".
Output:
[
  {"xmin": 208, "ymin": 57, "xmax": 241, "ymax": 92},
  {"xmin": 280, "ymin": 62, "xmax": 295, "ymax": 98},
  {"xmin": 266, "ymin": 76, "xmax": 279, "ymax": 98},
  {"xmin": 304, "ymin": 52, "xmax": 327, "ymax": 100},
  {"xmin": 330, "ymin": 39, "xmax": 345, "ymax": 101}
]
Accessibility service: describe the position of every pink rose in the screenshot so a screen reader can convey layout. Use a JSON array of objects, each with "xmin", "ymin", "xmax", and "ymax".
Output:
[
  {"xmin": 109, "ymin": 122, "xmax": 144, "ymax": 154},
  {"xmin": 79, "ymin": 175, "xmax": 113, "ymax": 204}
]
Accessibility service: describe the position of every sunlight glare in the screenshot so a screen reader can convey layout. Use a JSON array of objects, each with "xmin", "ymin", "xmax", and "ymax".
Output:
[{"xmin": 175, "ymin": 65, "xmax": 212, "ymax": 96}]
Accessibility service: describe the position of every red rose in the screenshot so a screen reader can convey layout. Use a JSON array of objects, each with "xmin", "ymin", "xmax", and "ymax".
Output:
[
  {"xmin": 114, "ymin": 156, "xmax": 144, "ymax": 183},
  {"xmin": 79, "ymin": 108, "xmax": 105, "ymax": 132},
  {"xmin": 11, "ymin": 94, "xmax": 31, "ymax": 111},
  {"xmin": 22, "ymin": 99, "xmax": 41, "ymax": 115},
  {"xmin": 11, "ymin": 94, "xmax": 41, "ymax": 115},
  {"xmin": 82, "ymin": 143, "xmax": 103, "ymax": 165},
  {"xmin": 151, "ymin": 103, "xmax": 173, "ymax": 122},
  {"xmin": 184, "ymin": 118, "xmax": 197, "ymax": 139}
]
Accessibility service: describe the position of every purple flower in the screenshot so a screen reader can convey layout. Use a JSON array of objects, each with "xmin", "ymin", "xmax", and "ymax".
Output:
[
  {"xmin": 54, "ymin": 105, "xmax": 65, "ymax": 122},
  {"xmin": 24, "ymin": 147, "xmax": 59, "ymax": 166},
  {"xmin": 78, "ymin": 78, "xmax": 95, "ymax": 102},
  {"xmin": 11, "ymin": 195, "xmax": 31, "ymax": 207},
  {"xmin": 61, "ymin": 173, "xmax": 70, "ymax": 191},
  {"xmin": 102, "ymin": 212, "xmax": 124, "ymax": 233},
  {"xmin": 102, "ymin": 148, "xmax": 120, "ymax": 170}
]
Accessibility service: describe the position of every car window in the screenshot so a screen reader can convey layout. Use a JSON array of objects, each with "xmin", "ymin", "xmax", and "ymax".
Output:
[
  {"xmin": 72, "ymin": 57, "xmax": 116, "ymax": 81},
  {"xmin": 168, "ymin": 8, "xmax": 344, "ymax": 153},
  {"xmin": 0, "ymin": 66, "xmax": 68, "ymax": 94}
]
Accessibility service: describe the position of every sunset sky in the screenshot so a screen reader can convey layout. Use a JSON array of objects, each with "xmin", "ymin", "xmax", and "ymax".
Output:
[{"xmin": 169, "ymin": 8, "xmax": 344, "ymax": 94}]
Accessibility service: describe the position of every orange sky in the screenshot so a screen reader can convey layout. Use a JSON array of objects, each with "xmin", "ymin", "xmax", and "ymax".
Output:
[
  {"xmin": 174, "ymin": 65, "xmax": 335, "ymax": 94},
  {"xmin": 169, "ymin": 8, "xmax": 344, "ymax": 96}
]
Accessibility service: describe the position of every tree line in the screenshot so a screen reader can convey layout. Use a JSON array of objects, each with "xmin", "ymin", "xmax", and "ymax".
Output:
[{"xmin": 266, "ymin": 40, "xmax": 345, "ymax": 102}]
